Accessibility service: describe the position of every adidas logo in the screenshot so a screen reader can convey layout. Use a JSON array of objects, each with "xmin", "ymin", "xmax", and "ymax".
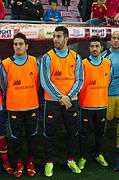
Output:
[
  {"xmin": 88, "ymin": 80, "xmax": 96, "ymax": 85},
  {"xmin": 54, "ymin": 71, "xmax": 62, "ymax": 76},
  {"xmin": 13, "ymin": 80, "xmax": 21, "ymax": 86},
  {"xmin": 73, "ymin": 113, "xmax": 77, "ymax": 117},
  {"xmin": 101, "ymin": 118, "xmax": 105, "ymax": 122},
  {"xmin": 29, "ymin": 72, "xmax": 33, "ymax": 75},
  {"xmin": 32, "ymin": 113, "xmax": 36, "ymax": 117},
  {"xmin": 71, "ymin": 65, "xmax": 74, "ymax": 68}
]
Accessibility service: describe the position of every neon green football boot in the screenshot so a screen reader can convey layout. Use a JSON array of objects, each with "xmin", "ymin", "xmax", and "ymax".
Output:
[
  {"xmin": 67, "ymin": 160, "xmax": 81, "ymax": 173},
  {"xmin": 78, "ymin": 157, "xmax": 87, "ymax": 170},
  {"xmin": 44, "ymin": 163, "xmax": 53, "ymax": 177},
  {"xmin": 95, "ymin": 154, "xmax": 108, "ymax": 167}
]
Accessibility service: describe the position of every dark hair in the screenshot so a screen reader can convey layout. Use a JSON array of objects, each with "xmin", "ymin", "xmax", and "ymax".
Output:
[
  {"xmin": 89, "ymin": 36, "xmax": 103, "ymax": 46},
  {"xmin": 51, "ymin": 0, "xmax": 58, "ymax": 6},
  {"xmin": 55, "ymin": 26, "xmax": 69, "ymax": 38},
  {"xmin": 14, "ymin": 33, "xmax": 28, "ymax": 45}
]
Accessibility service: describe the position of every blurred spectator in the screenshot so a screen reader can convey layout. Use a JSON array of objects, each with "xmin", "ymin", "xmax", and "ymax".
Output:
[
  {"xmin": 0, "ymin": 0, "xmax": 6, "ymax": 19},
  {"xmin": 86, "ymin": 0, "xmax": 109, "ymax": 25},
  {"xmin": 9, "ymin": 0, "xmax": 25, "ymax": 20},
  {"xmin": 62, "ymin": 0, "xmax": 70, "ymax": 7},
  {"xmin": 3, "ymin": 0, "xmax": 9, "ymax": 8},
  {"xmin": 43, "ymin": 0, "xmax": 63, "ymax": 22},
  {"xmin": 105, "ymin": 0, "xmax": 119, "ymax": 25},
  {"xmin": 108, "ymin": 12, "xmax": 118, "ymax": 25},
  {"xmin": 23, "ymin": 0, "xmax": 44, "ymax": 21},
  {"xmin": 105, "ymin": 0, "xmax": 118, "ymax": 18},
  {"xmin": 109, "ymin": 12, "xmax": 119, "ymax": 25},
  {"xmin": 49, "ymin": 0, "xmax": 57, "ymax": 5},
  {"xmin": 77, "ymin": 0, "xmax": 96, "ymax": 22},
  {"xmin": 114, "ymin": 13, "xmax": 119, "ymax": 23}
]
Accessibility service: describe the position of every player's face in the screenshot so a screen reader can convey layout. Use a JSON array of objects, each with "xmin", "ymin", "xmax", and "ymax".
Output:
[
  {"xmin": 111, "ymin": 31, "xmax": 119, "ymax": 51},
  {"xmin": 51, "ymin": 2, "xmax": 57, "ymax": 11},
  {"xmin": 89, "ymin": 41, "xmax": 103, "ymax": 58},
  {"xmin": 53, "ymin": 31, "xmax": 68, "ymax": 50},
  {"xmin": 13, "ymin": 38, "xmax": 28, "ymax": 57}
]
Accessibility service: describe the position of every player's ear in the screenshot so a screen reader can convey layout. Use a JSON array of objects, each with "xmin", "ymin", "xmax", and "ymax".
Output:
[
  {"xmin": 26, "ymin": 44, "xmax": 28, "ymax": 51},
  {"xmin": 65, "ymin": 37, "xmax": 68, "ymax": 42},
  {"xmin": 101, "ymin": 46, "xmax": 104, "ymax": 52}
]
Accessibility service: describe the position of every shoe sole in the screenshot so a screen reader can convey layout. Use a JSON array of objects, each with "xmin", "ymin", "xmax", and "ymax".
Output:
[
  {"xmin": 2, "ymin": 164, "xmax": 14, "ymax": 174},
  {"xmin": 78, "ymin": 165, "xmax": 85, "ymax": 170},
  {"xmin": 27, "ymin": 173, "xmax": 36, "ymax": 177},
  {"xmin": 95, "ymin": 159, "xmax": 108, "ymax": 167},
  {"xmin": 44, "ymin": 172, "xmax": 53, "ymax": 177},
  {"xmin": 14, "ymin": 166, "xmax": 24, "ymax": 178},
  {"xmin": 78, "ymin": 161, "xmax": 86, "ymax": 170},
  {"xmin": 67, "ymin": 164, "xmax": 81, "ymax": 173}
]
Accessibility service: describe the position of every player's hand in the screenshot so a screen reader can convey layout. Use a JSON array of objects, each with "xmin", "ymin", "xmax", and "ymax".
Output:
[
  {"xmin": 58, "ymin": 95, "xmax": 72, "ymax": 110},
  {"xmin": 11, "ymin": 0, "xmax": 14, "ymax": 5},
  {"xmin": 50, "ymin": 18, "xmax": 54, "ymax": 21},
  {"xmin": 52, "ymin": 19, "xmax": 58, "ymax": 22},
  {"xmin": 107, "ymin": 23, "xmax": 111, "ymax": 26},
  {"xmin": 17, "ymin": 1, "xmax": 22, "ymax": 5}
]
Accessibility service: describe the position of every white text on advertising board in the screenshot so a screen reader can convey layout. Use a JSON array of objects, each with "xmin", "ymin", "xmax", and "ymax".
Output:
[
  {"xmin": 69, "ymin": 28, "xmax": 85, "ymax": 38},
  {"xmin": 0, "ymin": 29, "xmax": 14, "ymax": 39},
  {"xmin": 90, "ymin": 28, "xmax": 106, "ymax": 38}
]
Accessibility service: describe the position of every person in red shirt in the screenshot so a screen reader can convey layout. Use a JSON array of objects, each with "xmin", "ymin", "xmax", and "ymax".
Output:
[
  {"xmin": 105, "ymin": 0, "xmax": 118, "ymax": 18},
  {"xmin": 0, "ymin": 0, "xmax": 6, "ymax": 19},
  {"xmin": 105, "ymin": 0, "xmax": 119, "ymax": 24},
  {"xmin": 86, "ymin": 0, "xmax": 109, "ymax": 25}
]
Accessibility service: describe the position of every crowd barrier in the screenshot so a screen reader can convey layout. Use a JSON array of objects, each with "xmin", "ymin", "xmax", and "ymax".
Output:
[{"xmin": 0, "ymin": 20, "xmax": 118, "ymax": 41}]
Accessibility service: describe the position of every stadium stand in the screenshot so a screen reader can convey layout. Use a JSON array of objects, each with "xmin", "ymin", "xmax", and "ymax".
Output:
[
  {"xmin": 4, "ymin": 5, "xmax": 11, "ymax": 20},
  {"xmin": 4, "ymin": 0, "xmax": 81, "ymax": 22}
]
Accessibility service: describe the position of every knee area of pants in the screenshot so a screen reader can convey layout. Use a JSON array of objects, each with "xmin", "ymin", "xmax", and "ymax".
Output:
[
  {"xmin": 46, "ymin": 127, "xmax": 57, "ymax": 136},
  {"xmin": 11, "ymin": 134, "xmax": 22, "ymax": 140},
  {"xmin": 27, "ymin": 132, "xmax": 37, "ymax": 137},
  {"xmin": 67, "ymin": 130, "xmax": 79, "ymax": 137},
  {"xmin": 80, "ymin": 132, "xmax": 88, "ymax": 138},
  {"xmin": 95, "ymin": 131, "xmax": 104, "ymax": 136},
  {"xmin": 43, "ymin": 131, "xmax": 56, "ymax": 139},
  {"xmin": 80, "ymin": 130, "xmax": 88, "ymax": 136}
]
